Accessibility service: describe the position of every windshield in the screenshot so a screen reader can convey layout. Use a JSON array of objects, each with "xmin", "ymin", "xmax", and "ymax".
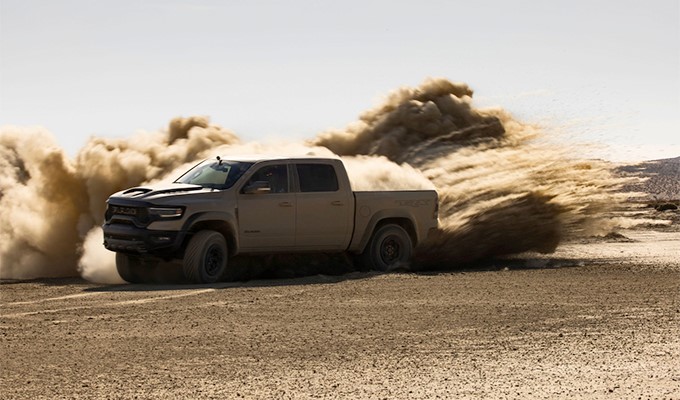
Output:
[{"xmin": 175, "ymin": 160, "xmax": 254, "ymax": 189}]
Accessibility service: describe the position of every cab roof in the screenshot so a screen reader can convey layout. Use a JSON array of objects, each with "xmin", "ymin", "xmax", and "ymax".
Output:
[{"xmin": 212, "ymin": 155, "xmax": 341, "ymax": 163}]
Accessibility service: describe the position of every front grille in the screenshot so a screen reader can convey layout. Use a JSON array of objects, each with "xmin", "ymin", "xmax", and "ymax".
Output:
[
  {"xmin": 105, "ymin": 204, "xmax": 149, "ymax": 225},
  {"xmin": 111, "ymin": 205, "xmax": 138, "ymax": 216}
]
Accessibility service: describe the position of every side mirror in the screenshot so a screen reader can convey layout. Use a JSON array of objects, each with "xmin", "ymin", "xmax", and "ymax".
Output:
[{"xmin": 243, "ymin": 181, "xmax": 271, "ymax": 194}]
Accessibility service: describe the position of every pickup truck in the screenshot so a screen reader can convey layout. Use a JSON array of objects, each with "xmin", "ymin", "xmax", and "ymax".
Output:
[{"xmin": 103, "ymin": 156, "xmax": 438, "ymax": 283}]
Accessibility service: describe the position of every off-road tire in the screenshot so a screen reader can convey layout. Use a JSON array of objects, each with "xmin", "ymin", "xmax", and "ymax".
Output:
[
  {"xmin": 363, "ymin": 224, "xmax": 413, "ymax": 271},
  {"xmin": 183, "ymin": 230, "xmax": 228, "ymax": 284},
  {"xmin": 116, "ymin": 253, "xmax": 145, "ymax": 283}
]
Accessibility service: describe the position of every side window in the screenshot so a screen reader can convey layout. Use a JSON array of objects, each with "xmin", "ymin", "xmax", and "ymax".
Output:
[
  {"xmin": 296, "ymin": 164, "xmax": 339, "ymax": 192},
  {"xmin": 242, "ymin": 164, "xmax": 289, "ymax": 194}
]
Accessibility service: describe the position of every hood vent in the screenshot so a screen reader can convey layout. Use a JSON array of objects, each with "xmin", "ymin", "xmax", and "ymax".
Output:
[{"xmin": 122, "ymin": 187, "xmax": 153, "ymax": 197}]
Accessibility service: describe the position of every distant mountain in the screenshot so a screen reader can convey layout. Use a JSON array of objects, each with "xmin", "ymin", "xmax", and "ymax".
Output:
[{"xmin": 618, "ymin": 156, "xmax": 680, "ymax": 200}]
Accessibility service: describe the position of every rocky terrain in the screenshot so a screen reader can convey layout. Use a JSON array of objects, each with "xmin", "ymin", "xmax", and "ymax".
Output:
[{"xmin": 619, "ymin": 156, "xmax": 680, "ymax": 201}]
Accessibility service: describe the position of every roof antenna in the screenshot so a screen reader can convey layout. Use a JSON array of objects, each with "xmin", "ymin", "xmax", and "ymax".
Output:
[{"xmin": 216, "ymin": 156, "xmax": 222, "ymax": 165}]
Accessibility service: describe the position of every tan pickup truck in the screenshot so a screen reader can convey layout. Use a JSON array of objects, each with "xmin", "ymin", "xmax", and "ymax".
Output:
[{"xmin": 103, "ymin": 156, "xmax": 438, "ymax": 283}]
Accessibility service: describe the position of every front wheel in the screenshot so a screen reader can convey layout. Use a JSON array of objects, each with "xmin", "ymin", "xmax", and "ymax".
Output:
[
  {"xmin": 363, "ymin": 224, "xmax": 413, "ymax": 271},
  {"xmin": 116, "ymin": 253, "xmax": 152, "ymax": 283},
  {"xmin": 183, "ymin": 230, "xmax": 228, "ymax": 283}
]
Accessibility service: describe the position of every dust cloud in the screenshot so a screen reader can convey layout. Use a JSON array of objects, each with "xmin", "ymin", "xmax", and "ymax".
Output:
[
  {"xmin": 1, "ymin": 117, "xmax": 239, "ymax": 280},
  {"xmin": 0, "ymin": 78, "xmax": 629, "ymax": 281},
  {"xmin": 313, "ymin": 78, "xmax": 627, "ymax": 268}
]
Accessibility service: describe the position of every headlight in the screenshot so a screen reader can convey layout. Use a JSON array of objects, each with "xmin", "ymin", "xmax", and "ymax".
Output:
[{"xmin": 148, "ymin": 207, "xmax": 184, "ymax": 218}]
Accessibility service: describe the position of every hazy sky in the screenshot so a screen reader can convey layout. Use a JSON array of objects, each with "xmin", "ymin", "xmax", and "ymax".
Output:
[{"xmin": 1, "ymin": 0, "xmax": 678, "ymax": 161}]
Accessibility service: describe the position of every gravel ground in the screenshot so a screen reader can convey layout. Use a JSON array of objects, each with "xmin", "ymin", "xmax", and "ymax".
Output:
[{"xmin": 1, "ymin": 224, "xmax": 679, "ymax": 399}]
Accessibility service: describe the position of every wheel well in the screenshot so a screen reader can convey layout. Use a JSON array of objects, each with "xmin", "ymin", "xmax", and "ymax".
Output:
[
  {"xmin": 374, "ymin": 218, "xmax": 417, "ymax": 246},
  {"xmin": 186, "ymin": 221, "xmax": 236, "ymax": 256}
]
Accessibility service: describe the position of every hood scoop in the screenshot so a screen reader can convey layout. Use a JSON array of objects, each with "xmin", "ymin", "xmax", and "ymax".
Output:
[{"xmin": 120, "ymin": 183, "xmax": 204, "ymax": 198}]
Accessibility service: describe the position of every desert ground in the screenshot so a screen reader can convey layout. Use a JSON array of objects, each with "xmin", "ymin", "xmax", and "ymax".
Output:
[{"xmin": 1, "ymin": 205, "xmax": 679, "ymax": 399}]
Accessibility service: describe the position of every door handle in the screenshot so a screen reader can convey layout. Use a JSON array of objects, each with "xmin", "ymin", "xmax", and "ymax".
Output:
[
  {"xmin": 331, "ymin": 201, "xmax": 344, "ymax": 206},
  {"xmin": 279, "ymin": 202, "xmax": 293, "ymax": 207}
]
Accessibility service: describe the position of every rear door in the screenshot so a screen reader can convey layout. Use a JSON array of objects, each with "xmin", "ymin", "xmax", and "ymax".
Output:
[
  {"xmin": 293, "ymin": 162, "xmax": 353, "ymax": 250},
  {"xmin": 237, "ymin": 163, "xmax": 295, "ymax": 251}
]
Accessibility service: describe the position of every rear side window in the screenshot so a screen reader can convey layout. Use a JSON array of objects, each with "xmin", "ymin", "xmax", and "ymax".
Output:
[{"xmin": 296, "ymin": 164, "xmax": 339, "ymax": 192}]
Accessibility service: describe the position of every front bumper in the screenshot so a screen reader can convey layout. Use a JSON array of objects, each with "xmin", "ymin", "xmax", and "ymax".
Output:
[{"xmin": 103, "ymin": 223, "xmax": 185, "ymax": 256}]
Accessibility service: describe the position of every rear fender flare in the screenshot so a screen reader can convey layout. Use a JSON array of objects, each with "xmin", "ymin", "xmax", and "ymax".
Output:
[{"xmin": 352, "ymin": 210, "xmax": 417, "ymax": 254}]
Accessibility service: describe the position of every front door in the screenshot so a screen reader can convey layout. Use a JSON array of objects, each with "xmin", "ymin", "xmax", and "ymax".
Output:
[{"xmin": 237, "ymin": 163, "xmax": 295, "ymax": 251}]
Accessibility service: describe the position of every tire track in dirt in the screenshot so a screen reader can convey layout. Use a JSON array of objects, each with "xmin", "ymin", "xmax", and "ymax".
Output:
[
  {"xmin": 1, "ymin": 280, "xmax": 323, "ymax": 319},
  {"xmin": 1, "ymin": 288, "xmax": 218, "ymax": 318}
]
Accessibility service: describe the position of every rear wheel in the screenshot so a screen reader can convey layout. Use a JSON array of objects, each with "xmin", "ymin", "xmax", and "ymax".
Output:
[
  {"xmin": 363, "ymin": 224, "xmax": 413, "ymax": 271},
  {"xmin": 183, "ymin": 230, "xmax": 228, "ymax": 283}
]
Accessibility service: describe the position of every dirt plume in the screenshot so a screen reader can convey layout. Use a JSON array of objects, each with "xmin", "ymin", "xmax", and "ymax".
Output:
[{"xmin": 313, "ymin": 78, "xmax": 628, "ymax": 268}]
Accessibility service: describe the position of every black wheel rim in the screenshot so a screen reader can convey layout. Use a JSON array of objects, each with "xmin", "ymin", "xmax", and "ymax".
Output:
[
  {"xmin": 380, "ymin": 235, "xmax": 401, "ymax": 264},
  {"xmin": 204, "ymin": 244, "xmax": 224, "ymax": 277}
]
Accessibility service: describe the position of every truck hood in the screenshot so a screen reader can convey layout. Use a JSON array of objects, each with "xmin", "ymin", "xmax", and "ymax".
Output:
[{"xmin": 111, "ymin": 183, "xmax": 210, "ymax": 201}]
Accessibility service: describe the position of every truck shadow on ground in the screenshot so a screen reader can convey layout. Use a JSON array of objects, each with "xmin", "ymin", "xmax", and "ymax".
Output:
[
  {"xmin": 84, "ymin": 271, "xmax": 375, "ymax": 293},
  {"xmin": 81, "ymin": 254, "xmax": 583, "ymax": 293}
]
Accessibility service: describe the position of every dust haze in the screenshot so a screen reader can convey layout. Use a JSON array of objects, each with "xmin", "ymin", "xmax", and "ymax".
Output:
[{"xmin": 0, "ymin": 78, "xmax": 629, "ymax": 282}]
